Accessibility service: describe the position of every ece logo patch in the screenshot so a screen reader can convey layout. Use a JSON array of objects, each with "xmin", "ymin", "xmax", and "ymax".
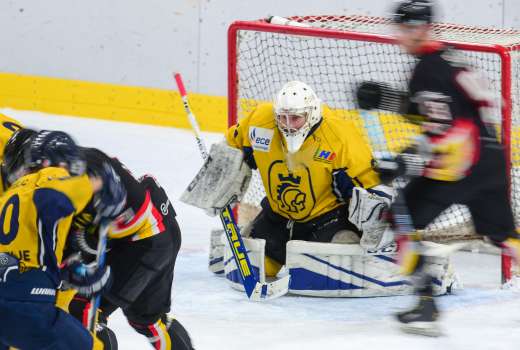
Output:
[{"xmin": 249, "ymin": 127, "xmax": 274, "ymax": 152}]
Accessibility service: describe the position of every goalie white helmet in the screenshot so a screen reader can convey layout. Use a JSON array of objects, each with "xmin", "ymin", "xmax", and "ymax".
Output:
[{"xmin": 274, "ymin": 81, "xmax": 322, "ymax": 153}]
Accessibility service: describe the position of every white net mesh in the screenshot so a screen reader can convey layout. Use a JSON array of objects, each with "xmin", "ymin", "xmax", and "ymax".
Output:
[{"xmin": 230, "ymin": 15, "xmax": 520, "ymax": 242}]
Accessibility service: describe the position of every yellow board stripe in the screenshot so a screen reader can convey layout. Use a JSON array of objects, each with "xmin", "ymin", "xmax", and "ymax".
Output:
[{"xmin": 0, "ymin": 72, "xmax": 228, "ymax": 133}]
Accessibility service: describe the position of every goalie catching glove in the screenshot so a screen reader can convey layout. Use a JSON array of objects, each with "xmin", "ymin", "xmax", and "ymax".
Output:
[
  {"xmin": 348, "ymin": 187, "xmax": 394, "ymax": 250},
  {"xmin": 180, "ymin": 141, "xmax": 252, "ymax": 215}
]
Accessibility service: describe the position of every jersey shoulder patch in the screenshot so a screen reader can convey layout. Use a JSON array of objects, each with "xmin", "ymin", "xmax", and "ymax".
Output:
[
  {"xmin": 249, "ymin": 126, "xmax": 274, "ymax": 152},
  {"xmin": 246, "ymin": 103, "xmax": 277, "ymax": 152}
]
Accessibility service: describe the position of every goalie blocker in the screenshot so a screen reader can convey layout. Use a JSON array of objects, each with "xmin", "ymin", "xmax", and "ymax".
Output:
[{"xmin": 180, "ymin": 141, "xmax": 251, "ymax": 212}]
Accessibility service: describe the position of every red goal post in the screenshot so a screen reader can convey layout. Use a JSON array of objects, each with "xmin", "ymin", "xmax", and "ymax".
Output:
[{"xmin": 227, "ymin": 15, "xmax": 520, "ymax": 282}]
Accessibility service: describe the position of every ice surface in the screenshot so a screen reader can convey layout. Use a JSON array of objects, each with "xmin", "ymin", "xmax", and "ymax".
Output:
[{"xmin": 3, "ymin": 108, "xmax": 520, "ymax": 350}]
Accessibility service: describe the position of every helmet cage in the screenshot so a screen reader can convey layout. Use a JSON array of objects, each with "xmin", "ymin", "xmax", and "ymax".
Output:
[
  {"xmin": 273, "ymin": 81, "xmax": 321, "ymax": 153},
  {"xmin": 276, "ymin": 110, "xmax": 309, "ymax": 134}
]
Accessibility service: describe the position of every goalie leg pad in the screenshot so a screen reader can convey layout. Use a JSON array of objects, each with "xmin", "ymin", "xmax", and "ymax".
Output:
[
  {"xmin": 208, "ymin": 229, "xmax": 225, "ymax": 275},
  {"xmin": 209, "ymin": 225, "xmax": 255, "ymax": 276},
  {"xmin": 180, "ymin": 142, "xmax": 252, "ymax": 211},
  {"xmin": 286, "ymin": 240, "xmax": 457, "ymax": 297},
  {"xmin": 223, "ymin": 236, "xmax": 266, "ymax": 292}
]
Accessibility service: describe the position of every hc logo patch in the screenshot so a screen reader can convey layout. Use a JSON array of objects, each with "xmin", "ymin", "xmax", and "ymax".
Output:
[
  {"xmin": 313, "ymin": 148, "xmax": 336, "ymax": 163},
  {"xmin": 249, "ymin": 127, "xmax": 274, "ymax": 152}
]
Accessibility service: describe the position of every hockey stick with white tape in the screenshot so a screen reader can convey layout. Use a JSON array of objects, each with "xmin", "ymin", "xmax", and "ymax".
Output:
[
  {"xmin": 174, "ymin": 73, "xmax": 209, "ymax": 161},
  {"xmin": 359, "ymin": 109, "xmax": 468, "ymax": 256},
  {"xmin": 173, "ymin": 72, "xmax": 289, "ymax": 300}
]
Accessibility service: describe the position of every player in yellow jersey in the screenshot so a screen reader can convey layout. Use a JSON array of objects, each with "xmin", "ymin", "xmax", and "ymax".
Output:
[{"xmin": 0, "ymin": 129, "xmax": 126, "ymax": 350}]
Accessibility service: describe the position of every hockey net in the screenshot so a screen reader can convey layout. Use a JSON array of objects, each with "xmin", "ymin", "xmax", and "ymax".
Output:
[{"xmin": 228, "ymin": 16, "xmax": 520, "ymax": 278}]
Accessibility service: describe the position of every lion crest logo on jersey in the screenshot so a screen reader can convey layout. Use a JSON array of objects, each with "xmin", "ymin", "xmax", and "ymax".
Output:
[
  {"xmin": 276, "ymin": 173, "xmax": 306, "ymax": 213},
  {"xmin": 268, "ymin": 160, "xmax": 316, "ymax": 220},
  {"xmin": 249, "ymin": 127, "xmax": 274, "ymax": 152}
]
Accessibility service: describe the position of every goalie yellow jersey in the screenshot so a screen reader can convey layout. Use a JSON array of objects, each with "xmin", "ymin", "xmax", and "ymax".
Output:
[
  {"xmin": 0, "ymin": 167, "xmax": 93, "ymax": 286},
  {"xmin": 226, "ymin": 103, "xmax": 379, "ymax": 222}
]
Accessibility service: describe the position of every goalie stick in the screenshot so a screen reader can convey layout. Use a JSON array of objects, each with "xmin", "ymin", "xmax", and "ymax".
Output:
[{"xmin": 173, "ymin": 72, "xmax": 289, "ymax": 301}]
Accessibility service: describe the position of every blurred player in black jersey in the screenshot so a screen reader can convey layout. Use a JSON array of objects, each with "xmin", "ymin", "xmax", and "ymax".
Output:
[
  {"xmin": 65, "ymin": 147, "xmax": 194, "ymax": 350},
  {"xmin": 356, "ymin": 0, "xmax": 520, "ymax": 336}
]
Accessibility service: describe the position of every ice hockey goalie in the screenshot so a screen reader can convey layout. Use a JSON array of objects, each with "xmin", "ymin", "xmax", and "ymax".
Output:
[{"xmin": 184, "ymin": 81, "xmax": 457, "ymax": 297}]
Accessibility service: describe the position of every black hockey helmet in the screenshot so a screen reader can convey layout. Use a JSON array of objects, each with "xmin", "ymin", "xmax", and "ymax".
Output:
[
  {"xmin": 27, "ymin": 130, "xmax": 86, "ymax": 176},
  {"xmin": 392, "ymin": 0, "xmax": 434, "ymax": 25},
  {"xmin": 2, "ymin": 128, "xmax": 37, "ymax": 186}
]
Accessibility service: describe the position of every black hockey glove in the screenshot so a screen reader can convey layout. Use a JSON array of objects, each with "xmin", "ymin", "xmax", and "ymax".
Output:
[
  {"xmin": 374, "ymin": 152, "xmax": 425, "ymax": 185},
  {"xmin": 93, "ymin": 162, "xmax": 127, "ymax": 220},
  {"xmin": 61, "ymin": 257, "xmax": 112, "ymax": 297},
  {"xmin": 356, "ymin": 81, "xmax": 407, "ymax": 113},
  {"xmin": 357, "ymin": 81, "xmax": 383, "ymax": 110}
]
